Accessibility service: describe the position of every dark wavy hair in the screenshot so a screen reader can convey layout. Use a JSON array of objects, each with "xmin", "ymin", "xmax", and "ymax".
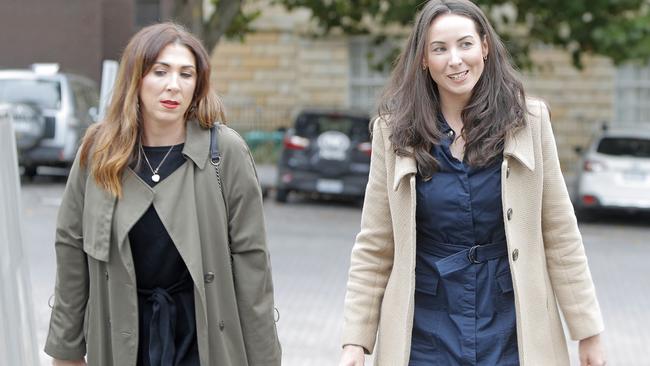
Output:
[{"xmin": 378, "ymin": 0, "xmax": 527, "ymax": 178}]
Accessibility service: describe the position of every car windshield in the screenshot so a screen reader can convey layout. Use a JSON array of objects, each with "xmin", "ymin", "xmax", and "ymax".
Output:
[
  {"xmin": 0, "ymin": 78, "xmax": 61, "ymax": 110},
  {"xmin": 597, "ymin": 137, "xmax": 650, "ymax": 158},
  {"xmin": 295, "ymin": 114, "xmax": 369, "ymax": 141}
]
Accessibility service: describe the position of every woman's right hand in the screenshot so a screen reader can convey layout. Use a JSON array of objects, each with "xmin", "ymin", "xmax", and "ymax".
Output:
[
  {"xmin": 52, "ymin": 359, "xmax": 86, "ymax": 366},
  {"xmin": 339, "ymin": 344, "xmax": 365, "ymax": 366}
]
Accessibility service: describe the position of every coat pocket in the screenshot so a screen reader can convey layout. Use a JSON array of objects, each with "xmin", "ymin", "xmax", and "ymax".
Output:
[
  {"xmin": 415, "ymin": 270, "xmax": 439, "ymax": 296},
  {"xmin": 496, "ymin": 270, "xmax": 515, "ymax": 313},
  {"xmin": 414, "ymin": 269, "xmax": 447, "ymax": 311}
]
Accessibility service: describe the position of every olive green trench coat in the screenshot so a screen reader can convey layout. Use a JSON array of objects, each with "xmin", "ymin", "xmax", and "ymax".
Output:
[
  {"xmin": 44, "ymin": 120, "xmax": 281, "ymax": 365},
  {"xmin": 341, "ymin": 99, "xmax": 604, "ymax": 365}
]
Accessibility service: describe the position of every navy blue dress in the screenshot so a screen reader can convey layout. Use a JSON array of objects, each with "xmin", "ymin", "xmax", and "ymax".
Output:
[{"xmin": 409, "ymin": 118, "xmax": 519, "ymax": 365}]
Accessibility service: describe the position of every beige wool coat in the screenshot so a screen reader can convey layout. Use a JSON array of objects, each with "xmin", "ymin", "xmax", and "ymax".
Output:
[
  {"xmin": 44, "ymin": 121, "xmax": 281, "ymax": 365},
  {"xmin": 341, "ymin": 99, "xmax": 604, "ymax": 366}
]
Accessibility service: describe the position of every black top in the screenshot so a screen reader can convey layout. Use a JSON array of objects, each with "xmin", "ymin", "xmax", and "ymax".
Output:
[{"xmin": 129, "ymin": 143, "xmax": 200, "ymax": 366}]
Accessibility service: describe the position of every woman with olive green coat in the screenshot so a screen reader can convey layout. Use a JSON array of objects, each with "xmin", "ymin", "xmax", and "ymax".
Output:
[{"xmin": 44, "ymin": 120, "xmax": 281, "ymax": 366}]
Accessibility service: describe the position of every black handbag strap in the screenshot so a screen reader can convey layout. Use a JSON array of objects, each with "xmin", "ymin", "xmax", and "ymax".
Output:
[{"xmin": 209, "ymin": 124, "xmax": 228, "ymax": 217}]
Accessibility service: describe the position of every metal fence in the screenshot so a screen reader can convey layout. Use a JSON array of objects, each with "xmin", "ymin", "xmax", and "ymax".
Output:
[{"xmin": 0, "ymin": 104, "xmax": 39, "ymax": 365}]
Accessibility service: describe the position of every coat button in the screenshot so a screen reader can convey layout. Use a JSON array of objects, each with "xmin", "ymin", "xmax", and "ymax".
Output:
[
  {"xmin": 512, "ymin": 248, "xmax": 519, "ymax": 261},
  {"xmin": 507, "ymin": 208, "xmax": 513, "ymax": 220},
  {"xmin": 506, "ymin": 167, "xmax": 510, "ymax": 178},
  {"xmin": 219, "ymin": 320, "xmax": 225, "ymax": 331},
  {"xmin": 105, "ymin": 270, "xmax": 109, "ymax": 280},
  {"xmin": 204, "ymin": 272, "xmax": 215, "ymax": 283}
]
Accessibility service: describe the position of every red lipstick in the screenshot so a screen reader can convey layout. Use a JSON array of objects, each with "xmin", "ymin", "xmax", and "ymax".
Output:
[{"xmin": 161, "ymin": 100, "xmax": 180, "ymax": 109}]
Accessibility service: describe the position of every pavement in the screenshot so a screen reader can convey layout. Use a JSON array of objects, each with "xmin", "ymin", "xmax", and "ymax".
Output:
[{"xmin": 17, "ymin": 166, "xmax": 649, "ymax": 366}]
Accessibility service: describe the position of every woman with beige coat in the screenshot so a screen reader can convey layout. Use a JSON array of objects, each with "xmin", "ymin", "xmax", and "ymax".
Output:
[
  {"xmin": 339, "ymin": 1, "xmax": 605, "ymax": 365},
  {"xmin": 45, "ymin": 23, "xmax": 280, "ymax": 366}
]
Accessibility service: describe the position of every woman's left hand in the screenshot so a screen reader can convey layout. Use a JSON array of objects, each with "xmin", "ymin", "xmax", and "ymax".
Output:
[{"xmin": 578, "ymin": 333, "xmax": 606, "ymax": 366}]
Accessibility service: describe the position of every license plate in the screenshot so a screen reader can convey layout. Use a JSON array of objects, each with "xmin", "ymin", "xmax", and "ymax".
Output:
[{"xmin": 316, "ymin": 179, "xmax": 343, "ymax": 193}]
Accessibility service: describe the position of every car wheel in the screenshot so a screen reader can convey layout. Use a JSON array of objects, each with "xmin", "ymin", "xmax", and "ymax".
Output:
[
  {"xmin": 10, "ymin": 103, "xmax": 45, "ymax": 150},
  {"xmin": 575, "ymin": 207, "xmax": 597, "ymax": 222},
  {"xmin": 23, "ymin": 165, "xmax": 37, "ymax": 179},
  {"xmin": 275, "ymin": 188, "xmax": 290, "ymax": 203}
]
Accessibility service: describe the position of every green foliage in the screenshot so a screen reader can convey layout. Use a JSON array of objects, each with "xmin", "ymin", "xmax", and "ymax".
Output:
[
  {"xmin": 215, "ymin": 0, "xmax": 262, "ymax": 41},
  {"xmin": 274, "ymin": 0, "xmax": 650, "ymax": 68}
]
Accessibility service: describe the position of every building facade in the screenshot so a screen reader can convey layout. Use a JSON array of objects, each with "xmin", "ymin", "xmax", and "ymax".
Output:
[{"xmin": 211, "ymin": 3, "xmax": 645, "ymax": 171}]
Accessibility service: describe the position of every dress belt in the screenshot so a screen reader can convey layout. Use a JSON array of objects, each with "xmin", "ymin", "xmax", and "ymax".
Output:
[
  {"xmin": 417, "ymin": 238, "xmax": 508, "ymax": 276},
  {"xmin": 137, "ymin": 274, "xmax": 193, "ymax": 366}
]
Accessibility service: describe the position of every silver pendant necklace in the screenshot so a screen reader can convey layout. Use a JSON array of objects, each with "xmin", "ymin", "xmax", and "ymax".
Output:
[{"xmin": 140, "ymin": 143, "xmax": 175, "ymax": 183}]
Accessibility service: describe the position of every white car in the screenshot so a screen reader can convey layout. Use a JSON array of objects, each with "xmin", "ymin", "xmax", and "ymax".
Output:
[
  {"xmin": 573, "ymin": 126, "xmax": 650, "ymax": 219},
  {"xmin": 0, "ymin": 64, "xmax": 99, "ymax": 177}
]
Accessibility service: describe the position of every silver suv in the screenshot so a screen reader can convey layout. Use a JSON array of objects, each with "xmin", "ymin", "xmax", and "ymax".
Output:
[{"xmin": 0, "ymin": 64, "xmax": 99, "ymax": 177}]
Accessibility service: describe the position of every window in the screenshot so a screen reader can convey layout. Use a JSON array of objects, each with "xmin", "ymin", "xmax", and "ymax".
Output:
[
  {"xmin": 348, "ymin": 37, "xmax": 393, "ymax": 112},
  {"xmin": 597, "ymin": 137, "xmax": 650, "ymax": 158},
  {"xmin": 615, "ymin": 63, "xmax": 650, "ymax": 124},
  {"xmin": 0, "ymin": 79, "xmax": 61, "ymax": 110}
]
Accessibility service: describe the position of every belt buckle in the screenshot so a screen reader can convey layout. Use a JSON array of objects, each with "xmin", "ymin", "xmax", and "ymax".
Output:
[{"xmin": 467, "ymin": 244, "xmax": 483, "ymax": 264}]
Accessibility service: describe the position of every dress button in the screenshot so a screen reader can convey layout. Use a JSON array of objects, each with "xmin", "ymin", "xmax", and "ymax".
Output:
[
  {"xmin": 507, "ymin": 208, "xmax": 513, "ymax": 220},
  {"xmin": 204, "ymin": 272, "xmax": 215, "ymax": 283},
  {"xmin": 219, "ymin": 320, "xmax": 225, "ymax": 330},
  {"xmin": 512, "ymin": 248, "xmax": 519, "ymax": 261},
  {"xmin": 506, "ymin": 167, "xmax": 510, "ymax": 178}
]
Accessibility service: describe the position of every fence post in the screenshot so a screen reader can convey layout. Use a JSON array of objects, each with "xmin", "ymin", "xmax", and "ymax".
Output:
[{"xmin": 0, "ymin": 104, "xmax": 39, "ymax": 366}]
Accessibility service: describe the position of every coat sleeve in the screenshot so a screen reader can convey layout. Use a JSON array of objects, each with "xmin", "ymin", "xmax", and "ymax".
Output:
[
  {"xmin": 341, "ymin": 119, "xmax": 395, "ymax": 354},
  {"xmin": 538, "ymin": 101, "xmax": 605, "ymax": 340},
  {"xmin": 44, "ymin": 152, "xmax": 89, "ymax": 360},
  {"xmin": 220, "ymin": 127, "xmax": 281, "ymax": 365}
]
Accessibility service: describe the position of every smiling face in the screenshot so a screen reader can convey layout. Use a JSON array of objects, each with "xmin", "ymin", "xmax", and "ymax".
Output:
[
  {"xmin": 423, "ymin": 13, "xmax": 488, "ymax": 106},
  {"xmin": 139, "ymin": 43, "xmax": 197, "ymax": 129}
]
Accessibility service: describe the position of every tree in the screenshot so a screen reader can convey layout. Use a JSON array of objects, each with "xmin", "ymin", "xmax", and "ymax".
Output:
[
  {"xmin": 171, "ymin": 0, "xmax": 260, "ymax": 49},
  {"xmin": 273, "ymin": 0, "xmax": 650, "ymax": 69}
]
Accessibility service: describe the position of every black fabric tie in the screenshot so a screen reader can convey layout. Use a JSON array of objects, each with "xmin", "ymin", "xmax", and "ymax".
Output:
[
  {"xmin": 138, "ymin": 275, "xmax": 193, "ymax": 366},
  {"xmin": 148, "ymin": 287, "xmax": 177, "ymax": 366}
]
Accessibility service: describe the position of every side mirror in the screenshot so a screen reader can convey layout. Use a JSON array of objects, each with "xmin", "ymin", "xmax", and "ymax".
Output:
[{"xmin": 88, "ymin": 106, "xmax": 99, "ymax": 123}]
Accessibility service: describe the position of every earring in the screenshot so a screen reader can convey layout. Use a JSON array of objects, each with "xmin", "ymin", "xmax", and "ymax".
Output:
[
  {"xmin": 483, "ymin": 55, "xmax": 488, "ymax": 61},
  {"xmin": 422, "ymin": 65, "xmax": 428, "ymax": 71}
]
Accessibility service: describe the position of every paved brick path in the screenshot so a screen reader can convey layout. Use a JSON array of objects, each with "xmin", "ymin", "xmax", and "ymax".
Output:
[{"xmin": 20, "ymin": 177, "xmax": 650, "ymax": 365}]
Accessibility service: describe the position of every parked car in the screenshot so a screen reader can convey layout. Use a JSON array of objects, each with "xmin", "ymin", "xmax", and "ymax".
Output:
[
  {"xmin": 0, "ymin": 64, "xmax": 99, "ymax": 177},
  {"xmin": 275, "ymin": 109, "xmax": 372, "ymax": 203},
  {"xmin": 573, "ymin": 125, "xmax": 650, "ymax": 218}
]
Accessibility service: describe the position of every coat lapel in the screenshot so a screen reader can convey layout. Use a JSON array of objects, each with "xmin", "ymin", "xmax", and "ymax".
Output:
[
  {"xmin": 114, "ymin": 170, "xmax": 155, "ymax": 275},
  {"xmin": 504, "ymin": 118, "xmax": 535, "ymax": 171},
  {"xmin": 153, "ymin": 164, "xmax": 207, "ymax": 307},
  {"xmin": 393, "ymin": 148, "xmax": 417, "ymax": 191},
  {"xmin": 83, "ymin": 180, "xmax": 117, "ymax": 262}
]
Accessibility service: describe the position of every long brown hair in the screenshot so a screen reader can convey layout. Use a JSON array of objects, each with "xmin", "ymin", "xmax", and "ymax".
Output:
[
  {"xmin": 80, "ymin": 22, "xmax": 225, "ymax": 197},
  {"xmin": 378, "ymin": 0, "xmax": 527, "ymax": 178}
]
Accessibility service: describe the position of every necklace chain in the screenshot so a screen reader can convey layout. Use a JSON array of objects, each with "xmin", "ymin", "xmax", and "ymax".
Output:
[{"xmin": 140, "ymin": 143, "xmax": 175, "ymax": 181}]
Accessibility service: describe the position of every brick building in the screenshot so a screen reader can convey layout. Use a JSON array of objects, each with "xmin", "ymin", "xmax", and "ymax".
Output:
[{"xmin": 212, "ymin": 3, "xmax": 649, "ymax": 171}]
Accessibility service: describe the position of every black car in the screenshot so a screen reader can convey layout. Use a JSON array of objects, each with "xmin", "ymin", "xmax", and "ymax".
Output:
[{"xmin": 275, "ymin": 109, "xmax": 371, "ymax": 203}]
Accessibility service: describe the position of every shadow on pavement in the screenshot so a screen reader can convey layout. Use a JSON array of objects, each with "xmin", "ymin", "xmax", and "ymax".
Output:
[{"xmin": 577, "ymin": 210, "xmax": 650, "ymax": 227}]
